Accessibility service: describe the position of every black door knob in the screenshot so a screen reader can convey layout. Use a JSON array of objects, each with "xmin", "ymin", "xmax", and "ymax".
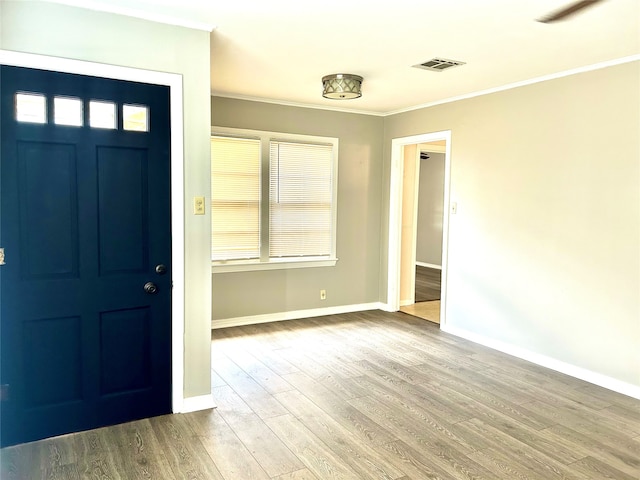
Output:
[
  {"xmin": 144, "ymin": 282, "xmax": 158, "ymax": 294},
  {"xmin": 155, "ymin": 264, "xmax": 167, "ymax": 275}
]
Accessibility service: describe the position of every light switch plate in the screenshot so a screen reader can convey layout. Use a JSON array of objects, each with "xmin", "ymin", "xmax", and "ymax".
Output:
[{"xmin": 194, "ymin": 196, "xmax": 205, "ymax": 215}]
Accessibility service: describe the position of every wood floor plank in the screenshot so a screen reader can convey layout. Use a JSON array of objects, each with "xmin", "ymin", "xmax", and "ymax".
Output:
[
  {"xmin": 523, "ymin": 400, "xmax": 640, "ymax": 450},
  {"xmin": 212, "ymin": 385, "xmax": 305, "ymax": 477},
  {"xmin": 256, "ymin": 348, "xmax": 302, "ymax": 377},
  {"xmin": 325, "ymin": 316, "xmax": 425, "ymax": 367},
  {"xmin": 43, "ymin": 463, "xmax": 81, "ymax": 480},
  {"xmin": 110, "ymin": 418, "xmax": 174, "ymax": 479},
  {"xmin": 274, "ymin": 389, "xmax": 405, "ymax": 480},
  {"xmin": 569, "ymin": 456, "xmax": 638, "ymax": 480},
  {"xmin": 241, "ymin": 342, "xmax": 302, "ymax": 376},
  {"xmin": 414, "ymin": 265, "xmax": 441, "ymax": 302},
  {"xmin": 281, "ymin": 370, "xmax": 397, "ymax": 447},
  {"xmin": 188, "ymin": 409, "xmax": 270, "ymax": 480},
  {"xmin": 351, "ymin": 372, "xmax": 473, "ymax": 425},
  {"xmin": 415, "ymin": 361, "xmax": 538, "ymax": 406},
  {"xmin": 223, "ymin": 348, "xmax": 295, "ymax": 395},
  {"xmin": 272, "ymin": 468, "xmax": 320, "ymax": 480},
  {"xmin": 212, "ymin": 353, "xmax": 289, "ymax": 419},
  {"xmin": 474, "ymin": 362, "xmax": 614, "ymax": 411},
  {"xmin": 468, "ymin": 350, "xmax": 591, "ymax": 392},
  {"xmin": 150, "ymin": 414, "xmax": 225, "ymax": 480},
  {"xmin": 348, "ymin": 395, "xmax": 496, "ymax": 479},
  {"xmin": 265, "ymin": 414, "xmax": 362, "ymax": 480},
  {"xmin": 597, "ymin": 403, "xmax": 640, "ymax": 435},
  {"xmin": 36, "ymin": 435, "xmax": 77, "ymax": 472},
  {"xmin": 73, "ymin": 428, "xmax": 123, "ymax": 480},
  {"xmin": 318, "ymin": 371, "xmax": 371, "ymax": 400},
  {"xmin": 0, "ymin": 442, "xmax": 38, "ymax": 480},
  {"xmin": 412, "ymin": 365, "xmax": 554, "ymax": 430},
  {"xmin": 391, "ymin": 337, "xmax": 490, "ymax": 373},
  {"xmin": 466, "ymin": 447, "xmax": 546, "ymax": 480},
  {"xmin": 380, "ymin": 315, "xmax": 466, "ymax": 350},
  {"xmin": 211, "ymin": 369, "xmax": 227, "ymax": 388},
  {"xmin": 356, "ymin": 356, "xmax": 430, "ymax": 386},
  {"xmin": 379, "ymin": 440, "xmax": 459, "ymax": 480},
  {"xmin": 574, "ymin": 384, "xmax": 640, "ymax": 410},
  {"xmin": 542, "ymin": 423, "xmax": 640, "ymax": 477},
  {"xmin": 453, "ymin": 418, "xmax": 588, "ymax": 480},
  {"xmin": 274, "ymin": 347, "xmax": 333, "ymax": 379},
  {"xmin": 450, "ymin": 407, "xmax": 586, "ymax": 466},
  {"xmin": 348, "ymin": 381, "xmax": 475, "ymax": 457}
]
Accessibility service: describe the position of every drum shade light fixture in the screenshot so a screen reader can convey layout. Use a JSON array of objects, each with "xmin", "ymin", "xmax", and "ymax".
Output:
[{"xmin": 322, "ymin": 74, "xmax": 363, "ymax": 99}]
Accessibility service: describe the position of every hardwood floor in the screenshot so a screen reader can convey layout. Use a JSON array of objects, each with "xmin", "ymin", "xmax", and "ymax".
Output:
[
  {"xmin": 2, "ymin": 310, "xmax": 639, "ymax": 479},
  {"xmin": 415, "ymin": 266, "xmax": 441, "ymax": 302},
  {"xmin": 400, "ymin": 300, "xmax": 440, "ymax": 324}
]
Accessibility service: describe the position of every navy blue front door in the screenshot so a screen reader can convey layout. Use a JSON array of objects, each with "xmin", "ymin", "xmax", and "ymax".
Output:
[{"xmin": 0, "ymin": 66, "xmax": 172, "ymax": 447}]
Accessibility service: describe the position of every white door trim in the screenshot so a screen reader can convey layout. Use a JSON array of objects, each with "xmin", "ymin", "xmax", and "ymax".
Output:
[
  {"xmin": 0, "ymin": 50, "xmax": 186, "ymax": 412},
  {"xmin": 387, "ymin": 131, "xmax": 452, "ymax": 327},
  {"xmin": 408, "ymin": 145, "xmax": 421, "ymax": 306}
]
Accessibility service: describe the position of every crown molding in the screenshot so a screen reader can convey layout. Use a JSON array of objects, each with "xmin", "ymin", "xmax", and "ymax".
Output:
[
  {"xmin": 214, "ymin": 55, "xmax": 640, "ymax": 117},
  {"xmin": 385, "ymin": 54, "xmax": 640, "ymax": 116},
  {"xmin": 211, "ymin": 92, "xmax": 385, "ymax": 117}
]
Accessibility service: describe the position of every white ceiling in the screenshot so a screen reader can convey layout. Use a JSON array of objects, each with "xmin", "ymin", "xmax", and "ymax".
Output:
[{"xmin": 45, "ymin": 0, "xmax": 640, "ymax": 114}]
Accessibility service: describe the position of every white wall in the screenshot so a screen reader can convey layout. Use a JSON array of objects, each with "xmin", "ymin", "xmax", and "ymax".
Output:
[
  {"xmin": 416, "ymin": 153, "xmax": 445, "ymax": 266},
  {"xmin": 1, "ymin": 1, "xmax": 213, "ymax": 400},
  {"xmin": 383, "ymin": 61, "xmax": 640, "ymax": 392}
]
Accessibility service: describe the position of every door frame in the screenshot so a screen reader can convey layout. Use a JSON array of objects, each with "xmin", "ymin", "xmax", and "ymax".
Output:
[
  {"xmin": 387, "ymin": 131, "xmax": 452, "ymax": 326},
  {"xmin": 0, "ymin": 49, "xmax": 186, "ymax": 412}
]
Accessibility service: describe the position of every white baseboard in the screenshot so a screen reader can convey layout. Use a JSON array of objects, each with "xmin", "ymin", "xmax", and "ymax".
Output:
[
  {"xmin": 212, "ymin": 302, "xmax": 384, "ymax": 330},
  {"xmin": 442, "ymin": 325, "xmax": 640, "ymax": 400},
  {"xmin": 180, "ymin": 394, "xmax": 216, "ymax": 413},
  {"xmin": 379, "ymin": 303, "xmax": 397, "ymax": 313},
  {"xmin": 400, "ymin": 299, "xmax": 414, "ymax": 307},
  {"xmin": 416, "ymin": 261, "xmax": 442, "ymax": 270}
]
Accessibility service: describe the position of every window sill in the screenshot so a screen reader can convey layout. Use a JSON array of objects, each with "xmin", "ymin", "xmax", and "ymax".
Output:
[{"xmin": 211, "ymin": 257, "xmax": 338, "ymax": 274}]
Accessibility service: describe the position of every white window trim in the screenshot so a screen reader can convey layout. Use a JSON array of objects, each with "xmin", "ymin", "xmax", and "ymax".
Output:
[{"xmin": 211, "ymin": 126, "xmax": 339, "ymax": 273}]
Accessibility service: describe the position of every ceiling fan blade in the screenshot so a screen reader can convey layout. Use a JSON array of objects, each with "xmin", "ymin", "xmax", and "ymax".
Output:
[{"xmin": 537, "ymin": 0, "xmax": 605, "ymax": 23}]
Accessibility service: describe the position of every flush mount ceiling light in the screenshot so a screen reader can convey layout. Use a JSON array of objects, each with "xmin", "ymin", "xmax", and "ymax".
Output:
[{"xmin": 322, "ymin": 74, "xmax": 363, "ymax": 100}]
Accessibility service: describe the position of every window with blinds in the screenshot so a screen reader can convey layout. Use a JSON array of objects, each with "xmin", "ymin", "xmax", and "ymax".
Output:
[
  {"xmin": 211, "ymin": 127, "xmax": 338, "ymax": 272},
  {"xmin": 210, "ymin": 136, "xmax": 261, "ymax": 261},
  {"xmin": 269, "ymin": 141, "xmax": 333, "ymax": 258}
]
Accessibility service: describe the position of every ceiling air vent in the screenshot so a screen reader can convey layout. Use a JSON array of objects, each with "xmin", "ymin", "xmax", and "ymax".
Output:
[{"xmin": 413, "ymin": 58, "xmax": 466, "ymax": 72}]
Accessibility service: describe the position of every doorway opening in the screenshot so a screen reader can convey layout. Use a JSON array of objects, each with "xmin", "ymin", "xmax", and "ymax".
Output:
[
  {"xmin": 400, "ymin": 141, "xmax": 446, "ymax": 323},
  {"xmin": 387, "ymin": 131, "xmax": 451, "ymax": 327}
]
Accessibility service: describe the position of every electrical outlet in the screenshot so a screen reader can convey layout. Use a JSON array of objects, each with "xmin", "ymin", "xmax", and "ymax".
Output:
[
  {"xmin": 194, "ymin": 196, "xmax": 205, "ymax": 215},
  {"xmin": 320, "ymin": 289, "xmax": 327, "ymax": 300}
]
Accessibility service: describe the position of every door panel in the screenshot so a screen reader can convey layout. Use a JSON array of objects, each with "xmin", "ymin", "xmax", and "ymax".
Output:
[
  {"xmin": 23, "ymin": 315, "xmax": 83, "ymax": 407},
  {"xmin": 0, "ymin": 65, "xmax": 172, "ymax": 447},
  {"xmin": 97, "ymin": 146, "xmax": 149, "ymax": 275},
  {"xmin": 18, "ymin": 141, "xmax": 80, "ymax": 279},
  {"xmin": 100, "ymin": 307, "xmax": 151, "ymax": 395}
]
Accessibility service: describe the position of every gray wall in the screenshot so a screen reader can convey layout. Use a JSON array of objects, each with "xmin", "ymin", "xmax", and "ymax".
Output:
[
  {"xmin": 1, "ymin": 1, "xmax": 213, "ymax": 399},
  {"xmin": 382, "ymin": 61, "xmax": 640, "ymax": 388},
  {"xmin": 211, "ymin": 97, "xmax": 384, "ymax": 321},
  {"xmin": 416, "ymin": 153, "xmax": 445, "ymax": 266}
]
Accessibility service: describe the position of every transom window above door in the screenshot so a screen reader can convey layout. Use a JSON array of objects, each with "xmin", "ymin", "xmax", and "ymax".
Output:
[{"xmin": 14, "ymin": 92, "xmax": 149, "ymax": 132}]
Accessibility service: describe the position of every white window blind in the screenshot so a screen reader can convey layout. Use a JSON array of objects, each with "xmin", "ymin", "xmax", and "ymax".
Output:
[
  {"xmin": 269, "ymin": 141, "xmax": 333, "ymax": 258},
  {"xmin": 211, "ymin": 136, "xmax": 261, "ymax": 261}
]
